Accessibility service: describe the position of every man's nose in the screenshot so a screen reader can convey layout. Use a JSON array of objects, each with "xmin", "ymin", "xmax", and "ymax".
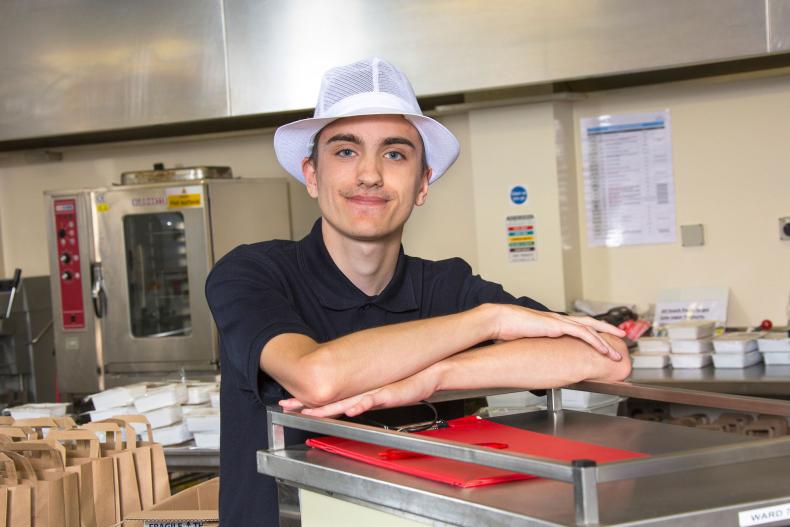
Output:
[{"xmin": 356, "ymin": 154, "xmax": 383, "ymax": 187}]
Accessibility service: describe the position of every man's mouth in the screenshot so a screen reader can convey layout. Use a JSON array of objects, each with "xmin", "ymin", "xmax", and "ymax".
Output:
[{"xmin": 345, "ymin": 194, "xmax": 389, "ymax": 205}]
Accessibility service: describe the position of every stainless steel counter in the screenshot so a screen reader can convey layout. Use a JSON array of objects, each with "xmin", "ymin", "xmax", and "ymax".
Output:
[
  {"xmin": 629, "ymin": 364, "xmax": 790, "ymax": 396},
  {"xmin": 260, "ymin": 384, "xmax": 790, "ymax": 526},
  {"xmin": 163, "ymin": 446, "xmax": 219, "ymax": 472}
]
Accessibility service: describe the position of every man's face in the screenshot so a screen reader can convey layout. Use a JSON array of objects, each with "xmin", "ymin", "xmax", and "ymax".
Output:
[{"xmin": 302, "ymin": 114, "xmax": 431, "ymax": 242}]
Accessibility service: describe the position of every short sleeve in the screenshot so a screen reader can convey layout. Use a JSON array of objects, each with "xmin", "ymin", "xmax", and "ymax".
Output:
[
  {"xmin": 447, "ymin": 258, "xmax": 551, "ymax": 312},
  {"xmin": 205, "ymin": 245, "xmax": 316, "ymax": 405}
]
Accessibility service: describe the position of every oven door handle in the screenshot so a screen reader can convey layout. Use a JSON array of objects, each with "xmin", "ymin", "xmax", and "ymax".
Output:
[{"xmin": 90, "ymin": 262, "xmax": 106, "ymax": 318}]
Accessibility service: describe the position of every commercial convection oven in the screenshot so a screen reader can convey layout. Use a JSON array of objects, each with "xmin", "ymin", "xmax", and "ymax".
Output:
[{"xmin": 45, "ymin": 166, "xmax": 291, "ymax": 396}]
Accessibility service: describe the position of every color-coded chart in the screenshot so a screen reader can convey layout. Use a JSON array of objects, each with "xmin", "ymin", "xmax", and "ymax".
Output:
[{"xmin": 506, "ymin": 214, "xmax": 537, "ymax": 263}]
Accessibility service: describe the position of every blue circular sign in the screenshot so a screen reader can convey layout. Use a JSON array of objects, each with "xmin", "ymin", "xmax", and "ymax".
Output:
[{"xmin": 510, "ymin": 185, "xmax": 528, "ymax": 205}]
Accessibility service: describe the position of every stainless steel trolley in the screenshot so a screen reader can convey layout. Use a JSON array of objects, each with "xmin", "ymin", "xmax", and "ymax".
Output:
[{"xmin": 260, "ymin": 381, "xmax": 790, "ymax": 526}]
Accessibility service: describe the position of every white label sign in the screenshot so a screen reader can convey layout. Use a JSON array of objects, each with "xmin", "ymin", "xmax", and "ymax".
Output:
[
  {"xmin": 739, "ymin": 502, "xmax": 790, "ymax": 526},
  {"xmin": 654, "ymin": 300, "xmax": 727, "ymax": 328}
]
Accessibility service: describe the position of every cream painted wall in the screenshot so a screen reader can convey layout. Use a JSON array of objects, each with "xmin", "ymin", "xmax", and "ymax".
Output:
[
  {"xmin": 574, "ymin": 73, "xmax": 790, "ymax": 326},
  {"xmin": 0, "ymin": 132, "xmax": 321, "ymax": 277},
  {"xmin": 468, "ymin": 103, "xmax": 570, "ymax": 311}
]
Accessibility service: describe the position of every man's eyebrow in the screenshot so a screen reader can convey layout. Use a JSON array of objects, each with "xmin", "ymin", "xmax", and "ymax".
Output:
[
  {"xmin": 325, "ymin": 133, "xmax": 361, "ymax": 145},
  {"xmin": 382, "ymin": 137, "xmax": 416, "ymax": 149}
]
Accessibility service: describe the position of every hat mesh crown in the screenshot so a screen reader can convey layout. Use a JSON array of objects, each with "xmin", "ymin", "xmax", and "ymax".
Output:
[{"xmin": 317, "ymin": 58, "xmax": 419, "ymax": 116}]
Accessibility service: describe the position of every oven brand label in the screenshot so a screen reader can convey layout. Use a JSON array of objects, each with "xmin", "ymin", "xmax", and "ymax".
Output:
[
  {"xmin": 166, "ymin": 185, "xmax": 203, "ymax": 209},
  {"xmin": 739, "ymin": 502, "xmax": 790, "ymax": 526},
  {"xmin": 131, "ymin": 196, "xmax": 167, "ymax": 207}
]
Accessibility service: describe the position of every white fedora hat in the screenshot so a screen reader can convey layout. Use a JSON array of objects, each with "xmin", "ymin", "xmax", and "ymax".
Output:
[{"xmin": 274, "ymin": 57, "xmax": 460, "ymax": 185}]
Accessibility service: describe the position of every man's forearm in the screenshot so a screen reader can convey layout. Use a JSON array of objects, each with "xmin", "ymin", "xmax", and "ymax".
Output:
[
  {"xmin": 265, "ymin": 304, "xmax": 498, "ymax": 406},
  {"xmin": 431, "ymin": 334, "xmax": 631, "ymax": 392}
]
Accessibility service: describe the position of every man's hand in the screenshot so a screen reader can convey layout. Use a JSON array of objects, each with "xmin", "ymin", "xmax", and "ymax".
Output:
[
  {"xmin": 492, "ymin": 305, "xmax": 625, "ymax": 360},
  {"xmin": 279, "ymin": 367, "xmax": 439, "ymax": 418}
]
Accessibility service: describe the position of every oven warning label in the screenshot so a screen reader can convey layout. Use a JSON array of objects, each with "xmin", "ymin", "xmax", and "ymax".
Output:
[
  {"xmin": 166, "ymin": 185, "xmax": 203, "ymax": 208},
  {"xmin": 739, "ymin": 502, "xmax": 790, "ymax": 526}
]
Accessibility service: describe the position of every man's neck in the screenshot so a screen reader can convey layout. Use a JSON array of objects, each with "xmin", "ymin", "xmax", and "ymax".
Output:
[{"xmin": 321, "ymin": 219, "xmax": 402, "ymax": 297}]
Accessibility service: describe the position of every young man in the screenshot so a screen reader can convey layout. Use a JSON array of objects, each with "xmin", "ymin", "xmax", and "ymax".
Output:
[{"xmin": 205, "ymin": 57, "xmax": 629, "ymax": 525}]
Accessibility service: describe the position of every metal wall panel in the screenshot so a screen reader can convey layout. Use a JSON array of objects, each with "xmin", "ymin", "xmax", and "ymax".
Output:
[
  {"xmin": 225, "ymin": 0, "xmax": 769, "ymax": 116},
  {"xmin": 0, "ymin": 0, "xmax": 228, "ymax": 141},
  {"xmin": 768, "ymin": 0, "xmax": 790, "ymax": 51}
]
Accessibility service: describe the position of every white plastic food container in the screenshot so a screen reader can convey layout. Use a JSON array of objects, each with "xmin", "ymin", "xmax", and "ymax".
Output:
[
  {"xmin": 209, "ymin": 391, "xmax": 220, "ymax": 408},
  {"xmin": 758, "ymin": 334, "xmax": 790, "ymax": 352},
  {"xmin": 665, "ymin": 320, "xmax": 715, "ymax": 340},
  {"xmin": 186, "ymin": 382, "xmax": 219, "ymax": 405},
  {"xmin": 88, "ymin": 405, "xmax": 136, "ymax": 422},
  {"xmin": 712, "ymin": 350, "xmax": 762, "ymax": 368},
  {"xmin": 631, "ymin": 353, "xmax": 670, "ymax": 369},
  {"xmin": 151, "ymin": 422, "xmax": 193, "ymax": 446},
  {"xmin": 712, "ymin": 332, "xmax": 760, "ymax": 353},
  {"xmin": 7, "ymin": 403, "xmax": 69, "ymax": 419},
  {"xmin": 181, "ymin": 403, "xmax": 211, "ymax": 416},
  {"xmin": 185, "ymin": 408, "xmax": 220, "ymax": 433},
  {"xmin": 88, "ymin": 383, "xmax": 148, "ymax": 411},
  {"xmin": 637, "ymin": 337, "xmax": 671, "ymax": 354},
  {"xmin": 193, "ymin": 432, "xmax": 220, "ymax": 449},
  {"xmin": 133, "ymin": 383, "xmax": 188, "ymax": 413},
  {"xmin": 561, "ymin": 389, "xmax": 622, "ymax": 409},
  {"xmin": 670, "ymin": 338, "xmax": 714, "ymax": 354},
  {"xmin": 763, "ymin": 352, "xmax": 790, "ymax": 365},
  {"xmin": 143, "ymin": 405, "xmax": 183, "ymax": 429},
  {"xmin": 670, "ymin": 353, "xmax": 713, "ymax": 368}
]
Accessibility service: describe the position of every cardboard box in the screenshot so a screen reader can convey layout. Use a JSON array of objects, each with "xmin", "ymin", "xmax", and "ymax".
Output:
[{"xmin": 124, "ymin": 477, "xmax": 219, "ymax": 527}]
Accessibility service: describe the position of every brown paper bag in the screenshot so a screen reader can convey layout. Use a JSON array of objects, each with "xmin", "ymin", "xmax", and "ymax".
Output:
[
  {"xmin": 2, "ymin": 441, "xmax": 79, "ymax": 527},
  {"xmin": 0, "ymin": 453, "xmax": 33, "ymax": 527},
  {"xmin": 81, "ymin": 422, "xmax": 141, "ymax": 521},
  {"xmin": 52, "ymin": 418, "xmax": 76, "ymax": 431},
  {"xmin": 1, "ymin": 449, "xmax": 65, "ymax": 527},
  {"xmin": 107, "ymin": 416, "xmax": 170, "ymax": 507},
  {"xmin": 0, "ymin": 417, "xmax": 15, "ymax": 426},
  {"xmin": 0, "ymin": 427, "xmax": 33, "ymax": 442},
  {"xmin": 0, "ymin": 452, "xmax": 32, "ymax": 527},
  {"xmin": 46, "ymin": 430, "xmax": 116, "ymax": 527},
  {"xmin": 10, "ymin": 419, "xmax": 59, "ymax": 441}
]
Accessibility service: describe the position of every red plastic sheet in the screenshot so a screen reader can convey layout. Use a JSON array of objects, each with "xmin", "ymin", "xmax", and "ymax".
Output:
[{"xmin": 306, "ymin": 415, "xmax": 648, "ymax": 488}]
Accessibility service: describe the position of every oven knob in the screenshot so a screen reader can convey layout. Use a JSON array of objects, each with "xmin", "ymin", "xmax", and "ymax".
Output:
[
  {"xmin": 61, "ymin": 271, "xmax": 72, "ymax": 281},
  {"xmin": 60, "ymin": 253, "xmax": 72, "ymax": 264}
]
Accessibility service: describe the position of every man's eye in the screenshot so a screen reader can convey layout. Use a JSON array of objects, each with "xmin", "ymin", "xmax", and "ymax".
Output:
[
  {"xmin": 385, "ymin": 151, "xmax": 404, "ymax": 161},
  {"xmin": 337, "ymin": 148, "xmax": 355, "ymax": 157}
]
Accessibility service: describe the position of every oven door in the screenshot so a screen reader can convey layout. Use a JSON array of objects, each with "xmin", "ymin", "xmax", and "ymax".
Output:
[{"xmin": 97, "ymin": 184, "xmax": 216, "ymax": 374}]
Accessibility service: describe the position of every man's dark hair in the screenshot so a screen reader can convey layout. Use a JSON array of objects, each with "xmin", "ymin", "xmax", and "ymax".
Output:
[{"xmin": 308, "ymin": 127, "xmax": 429, "ymax": 177}]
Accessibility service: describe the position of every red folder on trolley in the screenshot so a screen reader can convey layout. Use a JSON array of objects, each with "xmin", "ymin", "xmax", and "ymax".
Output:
[{"xmin": 306, "ymin": 416, "xmax": 648, "ymax": 488}]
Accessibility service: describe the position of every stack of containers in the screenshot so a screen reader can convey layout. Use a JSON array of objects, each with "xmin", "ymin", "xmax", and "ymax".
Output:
[
  {"xmin": 5, "ymin": 402, "xmax": 71, "ymax": 419},
  {"xmin": 712, "ymin": 332, "xmax": 763, "ymax": 368},
  {"xmin": 632, "ymin": 337, "xmax": 671, "ymax": 368},
  {"xmin": 667, "ymin": 320, "xmax": 715, "ymax": 368},
  {"xmin": 758, "ymin": 333, "xmax": 790, "ymax": 364},
  {"xmin": 183, "ymin": 382, "xmax": 220, "ymax": 448},
  {"xmin": 133, "ymin": 383, "xmax": 191, "ymax": 445},
  {"xmin": 87, "ymin": 383, "xmax": 148, "ymax": 422}
]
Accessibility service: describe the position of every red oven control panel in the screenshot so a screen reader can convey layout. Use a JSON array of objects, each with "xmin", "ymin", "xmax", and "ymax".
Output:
[{"xmin": 53, "ymin": 199, "xmax": 85, "ymax": 330}]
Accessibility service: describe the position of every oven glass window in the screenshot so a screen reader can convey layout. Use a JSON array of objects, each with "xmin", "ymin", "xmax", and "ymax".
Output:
[{"xmin": 123, "ymin": 212, "xmax": 191, "ymax": 338}]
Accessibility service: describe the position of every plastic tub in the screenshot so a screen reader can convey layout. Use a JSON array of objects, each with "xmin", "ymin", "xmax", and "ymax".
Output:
[
  {"xmin": 763, "ymin": 352, "xmax": 790, "ymax": 365},
  {"xmin": 186, "ymin": 382, "xmax": 218, "ymax": 405},
  {"xmin": 7, "ymin": 403, "xmax": 69, "ymax": 419},
  {"xmin": 671, "ymin": 353, "xmax": 713, "ymax": 368},
  {"xmin": 671, "ymin": 338, "xmax": 713, "ymax": 353},
  {"xmin": 637, "ymin": 338, "xmax": 671, "ymax": 353},
  {"xmin": 713, "ymin": 332, "xmax": 760, "ymax": 353},
  {"xmin": 758, "ymin": 334, "xmax": 790, "ymax": 352},
  {"xmin": 152, "ymin": 422, "xmax": 193, "ymax": 446},
  {"xmin": 712, "ymin": 350, "xmax": 762, "ymax": 368},
  {"xmin": 631, "ymin": 353, "xmax": 670, "ymax": 369},
  {"xmin": 185, "ymin": 408, "xmax": 220, "ymax": 433},
  {"xmin": 561, "ymin": 389, "xmax": 621, "ymax": 408},
  {"xmin": 193, "ymin": 432, "xmax": 220, "ymax": 449},
  {"xmin": 88, "ymin": 383, "xmax": 148, "ymax": 411},
  {"xmin": 665, "ymin": 320, "xmax": 715, "ymax": 340},
  {"xmin": 133, "ymin": 383, "xmax": 188, "ymax": 413},
  {"xmin": 143, "ymin": 405, "xmax": 183, "ymax": 429}
]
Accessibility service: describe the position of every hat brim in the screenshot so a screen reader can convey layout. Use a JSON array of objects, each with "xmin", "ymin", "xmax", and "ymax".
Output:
[{"xmin": 273, "ymin": 108, "xmax": 459, "ymax": 184}]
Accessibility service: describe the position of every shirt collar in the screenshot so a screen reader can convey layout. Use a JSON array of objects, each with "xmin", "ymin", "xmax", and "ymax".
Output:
[{"xmin": 297, "ymin": 219, "xmax": 418, "ymax": 313}]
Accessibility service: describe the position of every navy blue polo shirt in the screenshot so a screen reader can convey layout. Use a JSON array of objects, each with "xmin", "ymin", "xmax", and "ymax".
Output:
[{"xmin": 205, "ymin": 218, "xmax": 548, "ymax": 526}]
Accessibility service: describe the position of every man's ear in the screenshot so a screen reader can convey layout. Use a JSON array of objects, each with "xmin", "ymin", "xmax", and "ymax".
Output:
[
  {"xmin": 302, "ymin": 158, "xmax": 319, "ymax": 199},
  {"xmin": 414, "ymin": 168, "xmax": 431, "ymax": 206}
]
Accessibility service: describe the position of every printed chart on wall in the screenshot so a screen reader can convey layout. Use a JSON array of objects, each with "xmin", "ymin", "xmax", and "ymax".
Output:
[
  {"xmin": 580, "ymin": 110, "xmax": 676, "ymax": 247},
  {"xmin": 506, "ymin": 214, "xmax": 536, "ymax": 263}
]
